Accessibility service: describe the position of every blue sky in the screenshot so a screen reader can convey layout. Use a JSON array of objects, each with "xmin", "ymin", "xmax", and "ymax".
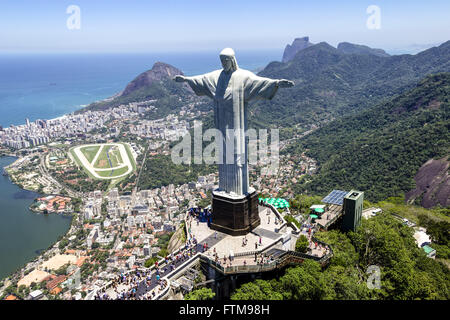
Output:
[{"xmin": 1, "ymin": 0, "xmax": 449, "ymax": 53}]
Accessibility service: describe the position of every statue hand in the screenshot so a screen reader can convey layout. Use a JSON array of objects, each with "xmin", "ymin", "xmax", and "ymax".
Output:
[
  {"xmin": 277, "ymin": 79, "xmax": 294, "ymax": 88},
  {"xmin": 173, "ymin": 75, "xmax": 186, "ymax": 82}
]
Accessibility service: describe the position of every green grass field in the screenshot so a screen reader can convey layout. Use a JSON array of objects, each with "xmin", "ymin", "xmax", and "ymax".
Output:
[
  {"xmin": 124, "ymin": 143, "xmax": 137, "ymax": 171},
  {"xmin": 80, "ymin": 145, "xmax": 100, "ymax": 164},
  {"xmin": 93, "ymin": 145, "xmax": 123, "ymax": 169},
  {"xmin": 70, "ymin": 143, "xmax": 136, "ymax": 183},
  {"xmin": 95, "ymin": 166, "xmax": 129, "ymax": 177},
  {"xmin": 108, "ymin": 147, "xmax": 123, "ymax": 167},
  {"xmin": 70, "ymin": 148, "xmax": 96, "ymax": 179}
]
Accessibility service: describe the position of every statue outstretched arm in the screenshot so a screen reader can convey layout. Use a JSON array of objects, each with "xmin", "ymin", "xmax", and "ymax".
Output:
[
  {"xmin": 173, "ymin": 73, "xmax": 217, "ymax": 98},
  {"xmin": 276, "ymin": 79, "xmax": 295, "ymax": 88},
  {"xmin": 244, "ymin": 73, "xmax": 295, "ymax": 101}
]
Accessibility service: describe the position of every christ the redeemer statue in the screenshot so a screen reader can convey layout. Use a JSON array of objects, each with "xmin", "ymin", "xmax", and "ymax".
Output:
[{"xmin": 174, "ymin": 48, "xmax": 294, "ymax": 197}]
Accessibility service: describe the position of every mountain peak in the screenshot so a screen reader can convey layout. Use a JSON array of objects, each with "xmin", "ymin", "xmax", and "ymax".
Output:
[
  {"xmin": 121, "ymin": 62, "xmax": 183, "ymax": 97},
  {"xmin": 282, "ymin": 36, "xmax": 314, "ymax": 62},
  {"xmin": 151, "ymin": 62, "xmax": 184, "ymax": 77}
]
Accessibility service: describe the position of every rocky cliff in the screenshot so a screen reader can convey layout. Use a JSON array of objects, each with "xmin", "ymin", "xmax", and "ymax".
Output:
[
  {"xmin": 120, "ymin": 62, "xmax": 188, "ymax": 97},
  {"xmin": 405, "ymin": 157, "xmax": 450, "ymax": 208},
  {"xmin": 282, "ymin": 36, "xmax": 314, "ymax": 62}
]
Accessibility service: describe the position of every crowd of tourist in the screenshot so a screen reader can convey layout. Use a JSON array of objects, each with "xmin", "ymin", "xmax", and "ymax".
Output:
[
  {"xmin": 94, "ymin": 269, "xmax": 169, "ymax": 300},
  {"xmin": 93, "ymin": 229, "xmax": 204, "ymax": 300}
]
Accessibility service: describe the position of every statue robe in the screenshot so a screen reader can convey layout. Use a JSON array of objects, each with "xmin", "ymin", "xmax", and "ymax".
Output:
[{"xmin": 185, "ymin": 68, "xmax": 279, "ymax": 196}]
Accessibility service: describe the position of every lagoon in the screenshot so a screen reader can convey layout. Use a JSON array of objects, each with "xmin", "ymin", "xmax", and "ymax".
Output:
[{"xmin": 0, "ymin": 156, "xmax": 72, "ymax": 280}]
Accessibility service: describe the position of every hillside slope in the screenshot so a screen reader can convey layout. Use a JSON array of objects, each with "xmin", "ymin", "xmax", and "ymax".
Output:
[
  {"xmin": 289, "ymin": 73, "xmax": 450, "ymax": 204},
  {"xmin": 337, "ymin": 42, "xmax": 390, "ymax": 57}
]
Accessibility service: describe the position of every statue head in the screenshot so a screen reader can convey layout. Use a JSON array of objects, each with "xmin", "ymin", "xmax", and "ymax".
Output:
[{"xmin": 220, "ymin": 48, "xmax": 238, "ymax": 73}]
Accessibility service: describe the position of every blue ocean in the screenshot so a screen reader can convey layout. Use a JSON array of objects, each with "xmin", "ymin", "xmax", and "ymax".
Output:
[{"xmin": 0, "ymin": 50, "xmax": 282, "ymax": 127}]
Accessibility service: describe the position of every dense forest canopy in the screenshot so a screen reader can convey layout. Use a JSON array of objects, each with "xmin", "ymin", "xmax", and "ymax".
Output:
[{"xmin": 289, "ymin": 73, "xmax": 450, "ymax": 202}]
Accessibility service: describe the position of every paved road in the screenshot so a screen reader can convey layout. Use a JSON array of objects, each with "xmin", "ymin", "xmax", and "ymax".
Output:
[{"xmin": 39, "ymin": 154, "xmax": 83, "ymax": 198}]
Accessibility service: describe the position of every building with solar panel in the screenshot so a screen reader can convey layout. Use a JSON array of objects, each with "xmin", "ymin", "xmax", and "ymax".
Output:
[{"xmin": 317, "ymin": 189, "xmax": 364, "ymax": 232}]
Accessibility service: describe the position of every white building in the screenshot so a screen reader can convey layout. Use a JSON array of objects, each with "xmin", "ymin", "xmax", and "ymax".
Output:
[
  {"xmin": 28, "ymin": 290, "xmax": 44, "ymax": 300},
  {"xmin": 86, "ymin": 227, "xmax": 99, "ymax": 249}
]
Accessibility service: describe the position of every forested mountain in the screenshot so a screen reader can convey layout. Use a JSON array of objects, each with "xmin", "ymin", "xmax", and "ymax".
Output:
[
  {"xmin": 252, "ymin": 40, "xmax": 450, "ymax": 128},
  {"xmin": 288, "ymin": 73, "xmax": 450, "ymax": 203},
  {"xmin": 77, "ymin": 62, "xmax": 201, "ymax": 117},
  {"xmin": 336, "ymin": 42, "xmax": 390, "ymax": 57},
  {"xmin": 79, "ymin": 40, "xmax": 450, "ymax": 132}
]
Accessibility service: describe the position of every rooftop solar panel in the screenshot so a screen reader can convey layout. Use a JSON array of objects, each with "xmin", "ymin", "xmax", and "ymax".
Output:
[{"xmin": 321, "ymin": 190, "xmax": 348, "ymax": 205}]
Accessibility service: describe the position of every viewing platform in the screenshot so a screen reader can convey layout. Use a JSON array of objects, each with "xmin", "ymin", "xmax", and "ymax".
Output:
[
  {"xmin": 314, "ymin": 204, "xmax": 344, "ymax": 230},
  {"xmin": 89, "ymin": 202, "xmax": 333, "ymax": 300}
]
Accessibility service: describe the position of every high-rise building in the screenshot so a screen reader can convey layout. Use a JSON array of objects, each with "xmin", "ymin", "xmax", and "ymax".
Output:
[{"xmin": 341, "ymin": 190, "xmax": 364, "ymax": 232}]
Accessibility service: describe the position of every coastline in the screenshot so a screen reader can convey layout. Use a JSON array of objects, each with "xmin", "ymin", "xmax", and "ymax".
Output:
[
  {"xmin": 0, "ymin": 89, "xmax": 112, "ymax": 283},
  {"xmin": 0, "ymin": 156, "xmax": 73, "ymax": 282}
]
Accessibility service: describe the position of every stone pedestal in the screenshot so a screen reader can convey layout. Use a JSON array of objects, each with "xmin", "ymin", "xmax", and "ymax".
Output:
[{"xmin": 210, "ymin": 187, "xmax": 260, "ymax": 236}]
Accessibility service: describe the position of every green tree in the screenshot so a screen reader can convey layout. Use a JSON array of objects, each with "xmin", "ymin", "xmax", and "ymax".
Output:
[
  {"xmin": 295, "ymin": 235, "xmax": 309, "ymax": 253},
  {"xmin": 349, "ymin": 213, "xmax": 449, "ymax": 299},
  {"xmin": 184, "ymin": 287, "xmax": 215, "ymax": 300},
  {"xmin": 59, "ymin": 239, "xmax": 69, "ymax": 250},
  {"xmin": 278, "ymin": 260, "xmax": 327, "ymax": 300},
  {"xmin": 322, "ymin": 265, "xmax": 372, "ymax": 300},
  {"xmin": 231, "ymin": 279, "xmax": 283, "ymax": 300},
  {"xmin": 55, "ymin": 263, "xmax": 69, "ymax": 276},
  {"xmin": 144, "ymin": 257, "xmax": 158, "ymax": 268}
]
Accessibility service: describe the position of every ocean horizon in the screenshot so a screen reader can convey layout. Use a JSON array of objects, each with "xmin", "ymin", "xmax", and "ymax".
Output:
[{"xmin": 0, "ymin": 50, "xmax": 282, "ymax": 128}]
